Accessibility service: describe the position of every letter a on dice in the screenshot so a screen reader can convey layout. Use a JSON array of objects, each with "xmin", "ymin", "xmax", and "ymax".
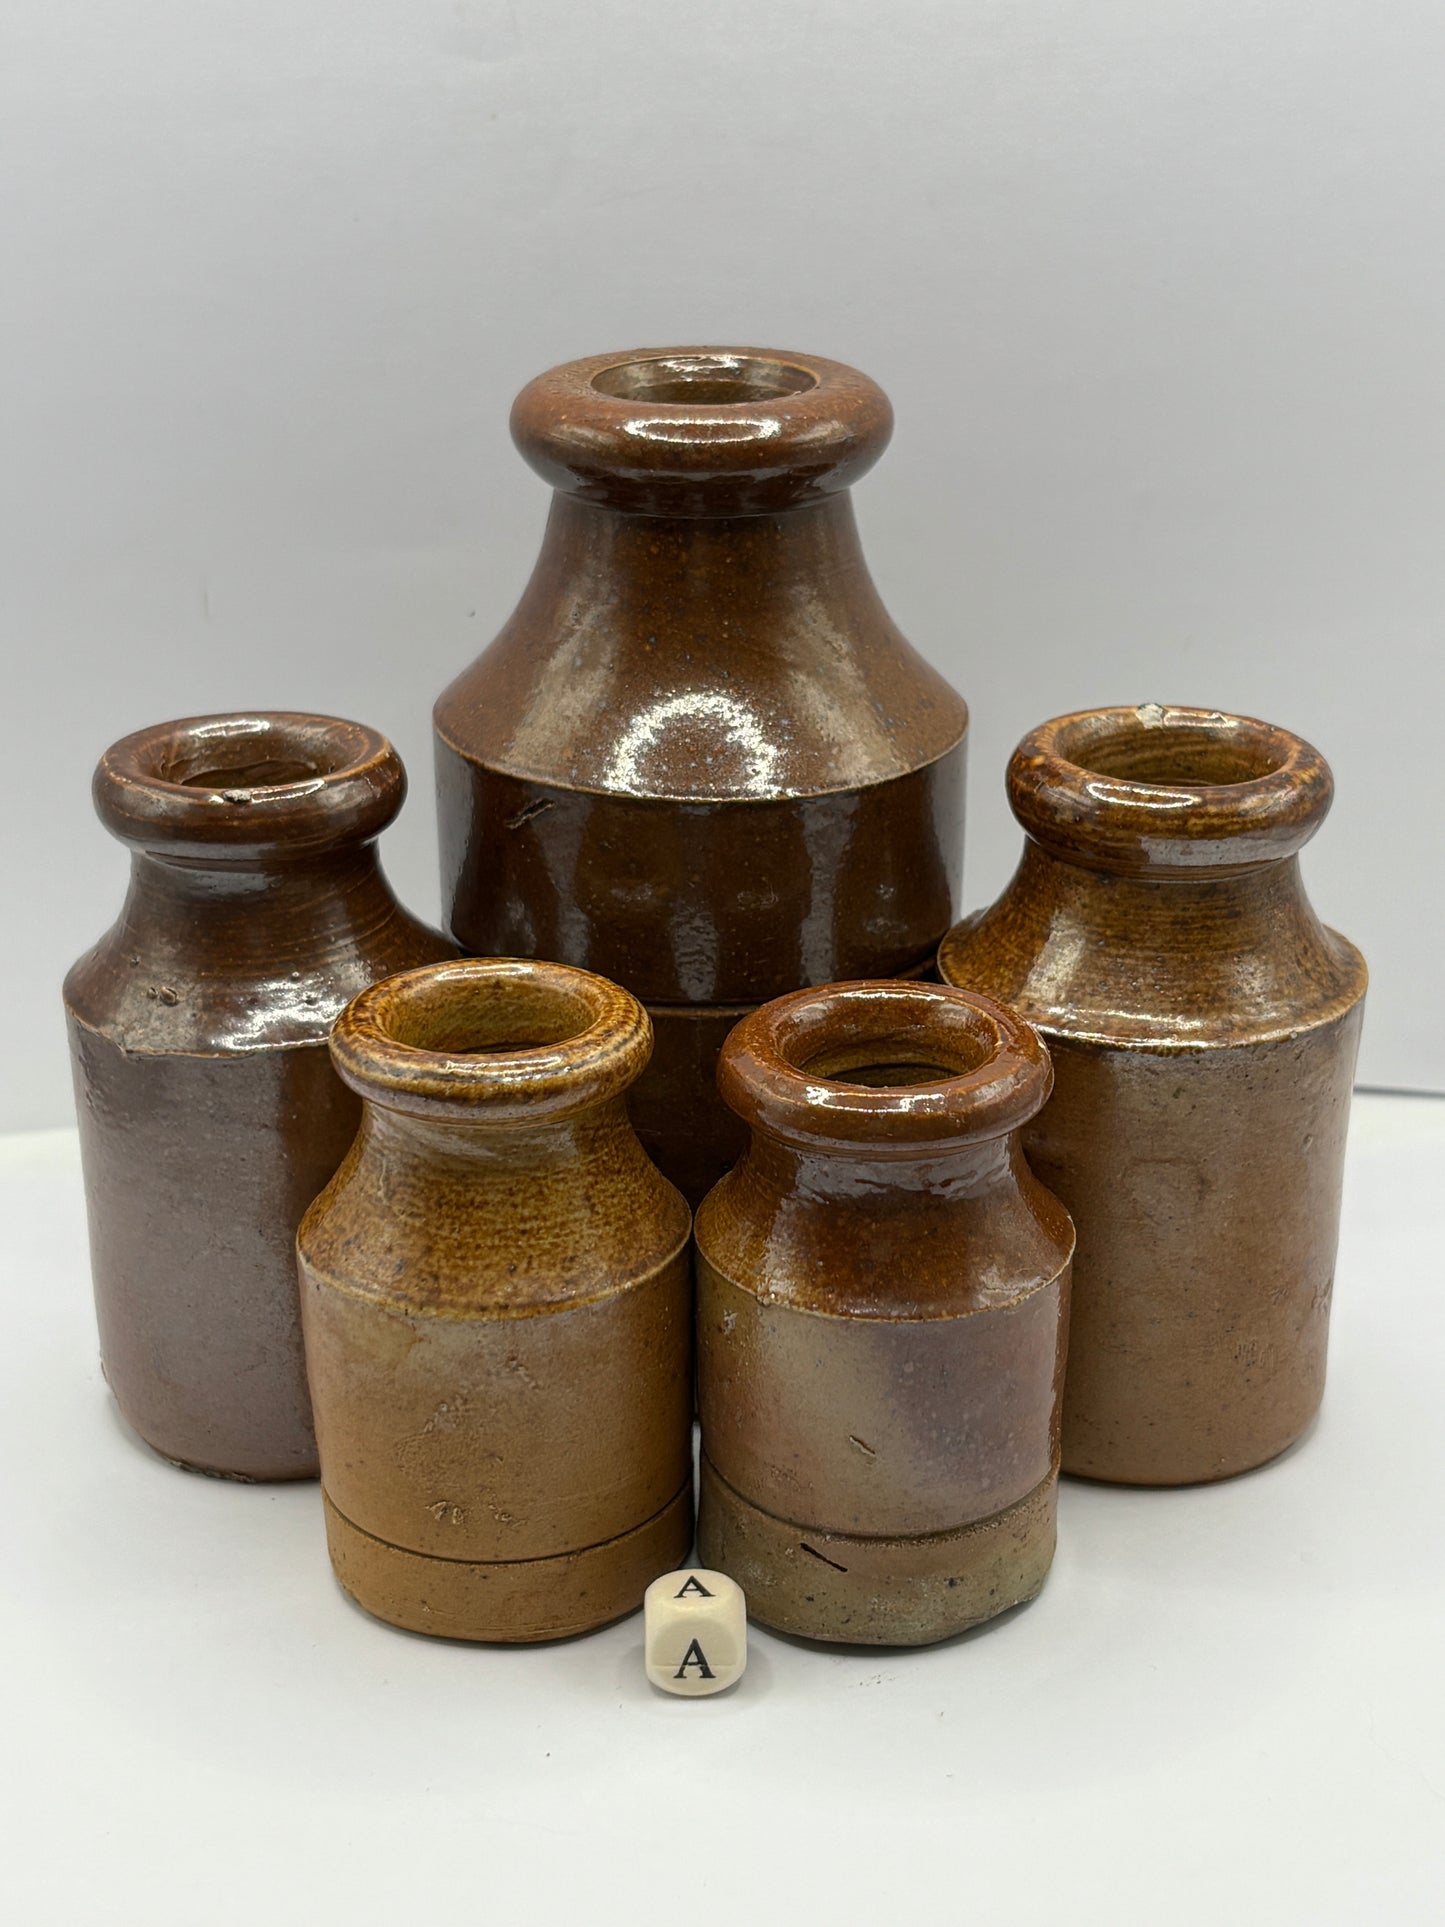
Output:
[{"xmin": 644, "ymin": 1569, "xmax": 747, "ymax": 1697}]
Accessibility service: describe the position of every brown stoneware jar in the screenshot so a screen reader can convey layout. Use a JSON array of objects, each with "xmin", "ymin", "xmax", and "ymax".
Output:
[
  {"xmin": 64, "ymin": 714, "xmax": 454, "ymax": 1480},
  {"xmin": 939, "ymin": 704, "xmax": 1367, "ymax": 1487},
  {"xmin": 434, "ymin": 347, "xmax": 969, "ymax": 1204},
  {"xmin": 695, "ymin": 980, "xmax": 1073, "ymax": 1646},
  {"xmin": 296, "ymin": 958, "xmax": 694, "ymax": 1642}
]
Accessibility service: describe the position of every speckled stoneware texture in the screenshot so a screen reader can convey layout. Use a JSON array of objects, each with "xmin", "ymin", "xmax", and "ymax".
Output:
[
  {"xmin": 296, "ymin": 958, "xmax": 693, "ymax": 1642},
  {"xmin": 63, "ymin": 714, "xmax": 455, "ymax": 1481},
  {"xmin": 695, "ymin": 979, "xmax": 1073, "ymax": 1646},
  {"xmin": 939, "ymin": 704, "xmax": 1367, "ymax": 1486},
  {"xmin": 434, "ymin": 347, "xmax": 968, "ymax": 1204}
]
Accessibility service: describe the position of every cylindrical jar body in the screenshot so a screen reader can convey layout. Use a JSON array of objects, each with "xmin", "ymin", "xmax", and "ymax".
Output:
[
  {"xmin": 63, "ymin": 714, "xmax": 454, "ymax": 1480},
  {"xmin": 939, "ymin": 705, "xmax": 1367, "ymax": 1485},
  {"xmin": 296, "ymin": 959, "xmax": 694, "ymax": 1641},
  {"xmin": 434, "ymin": 348, "xmax": 969, "ymax": 1203},
  {"xmin": 695, "ymin": 981, "xmax": 1073, "ymax": 1646}
]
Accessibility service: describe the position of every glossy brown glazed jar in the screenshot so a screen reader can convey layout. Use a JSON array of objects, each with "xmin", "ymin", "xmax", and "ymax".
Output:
[
  {"xmin": 296, "ymin": 958, "xmax": 694, "ymax": 1642},
  {"xmin": 695, "ymin": 981, "xmax": 1073, "ymax": 1646},
  {"xmin": 63, "ymin": 714, "xmax": 454, "ymax": 1481},
  {"xmin": 434, "ymin": 347, "xmax": 969, "ymax": 1203},
  {"xmin": 939, "ymin": 705, "xmax": 1367, "ymax": 1487}
]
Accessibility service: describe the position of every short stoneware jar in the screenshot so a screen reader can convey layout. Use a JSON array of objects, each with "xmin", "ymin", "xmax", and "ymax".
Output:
[
  {"xmin": 695, "ymin": 980, "xmax": 1073, "ymax": 1646},
  {"xmin": 296, "ymin": 958, "xmax": 694, "ymax": 1642},
  {"xmin": 939, "ymin": 704, "xmax": 1367, "ymax": 1486},
  {"xmin": 64, "ymin": 713, "xmax": 454, "ymax": 1481},
  {"xmin": 434, "ymin": 346, "xmax": 969, "ymax": 1205}
]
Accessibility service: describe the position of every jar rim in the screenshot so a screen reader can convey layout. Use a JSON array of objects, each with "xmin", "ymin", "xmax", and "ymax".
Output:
[
  {"xmin": 94, "ymin": 713, "xmax": 404, "ymax": 859},
  {"xmin": 717, "ymin": 981, "xmax": 1052, "ymax": 1155},
  {"xmin": 329, "ymin": 958, "xmax": 653, "ymax": 1124},
  {"xmin": 509, "ymin": 345, "xmax": 893, "ymax": 517},
  {"xmin": 1006, "ymin": 704, "xmax": 1333, "ymax": 877}
]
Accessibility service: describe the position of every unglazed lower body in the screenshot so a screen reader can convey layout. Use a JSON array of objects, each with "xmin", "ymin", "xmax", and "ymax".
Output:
[
  {"xmin": 1029, "ymin": 1011, "xmax": 1364, "ymax": 1486},
  {"xmin": 67, "ymin": 1022, "xmax": 349, "ymax": 1479},
  {"xmin": 323, "ymin": 1481, "xmax": 692, "ymax": 1642},
  {"xmin": 695, "ymin": 1254, "xmax": 1068, "ymax": 1646},
  {"xmin": 698, "ymin": 1454, "xmax": 1058, "ymax": 1645},
  {"xmin": 300, "ymin": 1253, "xmax": 694, "ymax": 1641}
]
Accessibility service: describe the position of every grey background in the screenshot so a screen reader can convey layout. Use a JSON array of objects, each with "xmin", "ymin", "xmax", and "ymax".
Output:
[{"xmin": 4, "ymin": 0, "xmax": 1441, "ymax": 1129}]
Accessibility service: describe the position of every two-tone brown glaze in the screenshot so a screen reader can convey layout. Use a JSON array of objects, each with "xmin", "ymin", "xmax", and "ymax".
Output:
[
  {"xmin": 63, "ymin": 714, "xmax": 455, "ymax": 1480},
  {"xmin": 296, "ymin": 959, "xmax": 693, "ymax": 1642},
  {"xmin": 434, "ymin": 347, "xmax": 968, "ymax": 1203},
  {"xmin": 695, "ymin": 981, "xmax": 1073, "ymax": 1646},
  {"xmin": 939, "ymin": 705, "xmax": 1367, "ymax": 1486}
]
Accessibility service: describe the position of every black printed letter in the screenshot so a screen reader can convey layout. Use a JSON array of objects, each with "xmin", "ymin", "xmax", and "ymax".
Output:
[
  {"xmin": 674, "ymin": 1639, "xmax": 716, "ymax": 1680},
  {"xmin": 675, "ymin": 1576, "xmax": 713, "ymax": 1599}
]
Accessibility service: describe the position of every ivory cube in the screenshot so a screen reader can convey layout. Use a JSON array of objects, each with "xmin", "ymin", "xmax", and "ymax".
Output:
[{"xmin": 644, "ymin": 1568, "xmax": 747, "ymax": 1696}]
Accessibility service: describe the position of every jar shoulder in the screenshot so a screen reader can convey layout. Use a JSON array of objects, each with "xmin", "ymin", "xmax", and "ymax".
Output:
[
  {"xmin": 297, "ymin": 1125, "xmax": 692, "ymax": 1316},
  {"xmin": 64, "ymin": 892, "xmax": 455, "ymax": 1055},
  {"xmin": 940, "ymin": 854, "xmax": 1367, "ymax": 1049},
  {"xmin": 695, "ymin": 1160, "xmax": 1073, "ymax": 1320},
  {"xmin": 433, "ymin": 496, "xmax": 968, "ymax": 801}
]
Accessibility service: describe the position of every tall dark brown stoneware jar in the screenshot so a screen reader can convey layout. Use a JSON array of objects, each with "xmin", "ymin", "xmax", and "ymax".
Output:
[
  {"xmin": 434, "ymin": 347, "xmax": 969, "ymax": 1202},
  {"xmin": 63, "ymin": 713, "xmax": 455, "ymax": 1481},
  {"xmin": 939, "ymin": 705, "xmax": 1367, "ymax": 1487}
]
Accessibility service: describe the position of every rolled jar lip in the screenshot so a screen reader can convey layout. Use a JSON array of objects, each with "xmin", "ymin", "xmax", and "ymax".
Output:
[
  {"xmin": 509, "ymin": 345, "xmax": 894, "ymax": 517},
  {"xmin": 1006, "ymin": 704, "xmax": 1334, "ymax": 878},
  {"xmin": 329, "ymin": 958, "xmax": 654, "ymax": 1124},
  {"xmin": 94, "ymin": 713, "xmax": 404, "ymax": 860},
  {"xmin": 717, "ymin": 980, "xmax": 1053, "ymax": 1156}
]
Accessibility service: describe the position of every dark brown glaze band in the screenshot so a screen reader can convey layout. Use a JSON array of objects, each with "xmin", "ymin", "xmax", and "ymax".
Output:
[
  {"xmin": 297, "ymin": 959, "xmax": 693, "ymax": 1640},
  {"xmin": 436, "ymin": 347, "xmax": 969, "ymax": 1203},
  {"xmin": 695, "ymin": 981, "xmax": 1073, "ymax": 1645},
  {"xmin": 65, "ymin": 714, "xmax": 455, "ymax": 1480},
  {"xmin": 939, "ymin": 704, "xmax": 1367, "ymax": 1485}
]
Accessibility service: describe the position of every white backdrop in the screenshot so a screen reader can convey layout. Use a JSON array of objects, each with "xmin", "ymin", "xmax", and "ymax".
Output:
[{"xmin": 4, "ymin": 0, "xmax": 1442, "ymax": 1129}]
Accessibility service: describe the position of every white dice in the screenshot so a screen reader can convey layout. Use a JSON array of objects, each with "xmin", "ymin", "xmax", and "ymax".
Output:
[{"xmin": 644, "ymin": 1568, "xmax": 747, "ymax": 1697}]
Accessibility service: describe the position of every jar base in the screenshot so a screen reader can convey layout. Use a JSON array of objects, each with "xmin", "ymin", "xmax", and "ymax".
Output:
[
  {"xmin": 321, "ymin": 1483, "xmax": 694, "ymax": 1642},
  {"xmin": 1061, "ymin": 1407, "xmax": 1320, "ymax": 1487},
  {"xmin": 697, "ymin": 1454, "xmax": 1058, "ymax": 1647}
]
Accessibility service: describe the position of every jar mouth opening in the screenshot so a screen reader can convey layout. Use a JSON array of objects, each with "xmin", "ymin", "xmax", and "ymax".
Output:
[
  {"xmin": 590, "ymin": 353, "xmax": 819, "ymax": 407},
  {"xmin": 1066, "ymin": 711, "xmax": 1289, "ymax": 788},
  {"xmin": 718, "ymin": 982, "xmax": 1052, "ymax": 1154},
  {"xmin": 793, "ymin": 1027, "xmax": 994, "ymax": 1090},
  {"xmin": 1008, "ymin": 705, "xmax": 1333, "ymax": 877},
  {"xmin": 94, "ymin": 713, "xmax": 403, "ymax": 856},
  {"xmin": 373, "ymin": 972, "xmax": 600, "ymax": 1057},
  {"xmin": 330, "ymin": 960, "xmax": 653, "ymax": 1124},
  {"xmin": 136, "ymin": 716, "xmax": 371, "ymax": 795}
]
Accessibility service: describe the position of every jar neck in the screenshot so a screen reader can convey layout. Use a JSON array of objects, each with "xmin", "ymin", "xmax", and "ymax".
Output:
[
  {"xmin": 123, "ymin": 840, "xmax": 384, "ymax": 910},
  {"xmin": 523, "ymin": 489, "xmax": 884, "ymax": 660},
  {"xmin": 357, "ymin": 1092, "xmax": 643, "ymax": 1174},
  {"xmin": 106, "ymin": 843, "xmax": 405, "ymax": 982},
  {"xmin": 740, "ymin": 1126, "xmax": 1027, "ymax": 1204}
]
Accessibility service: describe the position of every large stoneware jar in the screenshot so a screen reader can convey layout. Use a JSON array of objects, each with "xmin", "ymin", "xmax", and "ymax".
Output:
[
  {"xmin": 64, "ymin": 713, "xmax": 454, "ymax": 1481},
  {"xmin": 434, "ymin": 347, "xmax": 968, "ymax": 1202},
  {"xmin": 297, "ymin": 958, "xmax": 693, "ymax": 1641},
  {"xmin": 695, "ymin": 980, "xmax": 1073, "ymax": 1645},
  {"xmin": 939, "ymin": 704, "xmax": 1367, "ymax": 1486}
]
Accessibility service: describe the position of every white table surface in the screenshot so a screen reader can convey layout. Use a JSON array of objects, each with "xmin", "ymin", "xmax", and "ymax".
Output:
[{"xmin": 2, "ymin": 1094, "xmax": 1442, "ymax": 1926}]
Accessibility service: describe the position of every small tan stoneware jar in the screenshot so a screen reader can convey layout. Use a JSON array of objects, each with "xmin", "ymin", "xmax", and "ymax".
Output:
[
  {"xmin": 296, "ymin": 958, "xmax": 694, "ymax": 1642},
  {"xmin": 64, "ymin": 713, "xmax": 454, "ymax": 1481},
  {"xmin": 695, "ymin": 980, "xmax": 1073, "ymax": 1646},
  {"xmin": 939, "ymin": 704, "xmax": 1367, "ymax": 1487}
]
